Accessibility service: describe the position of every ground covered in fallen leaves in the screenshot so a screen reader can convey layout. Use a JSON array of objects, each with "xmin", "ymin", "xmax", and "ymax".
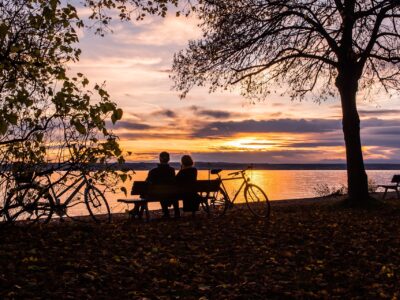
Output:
[{"xmin": 1, "ymin": 196, "xmax": 400, "ymax": 299}]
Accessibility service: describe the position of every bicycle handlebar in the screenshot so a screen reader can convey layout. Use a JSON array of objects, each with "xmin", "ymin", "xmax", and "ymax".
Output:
[
  {"xmin": 227, "ymin": 170, "xmax": 241, "ymax": 176},
  {"xmin": 227, "ymin": 165, "xmax": 253, "ymax": 176}
]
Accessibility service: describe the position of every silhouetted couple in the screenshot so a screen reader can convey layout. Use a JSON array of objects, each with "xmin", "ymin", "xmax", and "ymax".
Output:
[{"xmin": 146, "ymin": 151, "xmax": 199, "ymax": 218}]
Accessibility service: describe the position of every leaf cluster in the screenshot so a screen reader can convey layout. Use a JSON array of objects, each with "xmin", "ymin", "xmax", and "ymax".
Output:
[{"xmin": 81, "ymin": 0, "xmax": 187, "ymax": 35}]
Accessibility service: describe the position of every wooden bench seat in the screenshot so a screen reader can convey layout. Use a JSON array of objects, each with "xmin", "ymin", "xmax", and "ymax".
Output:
[
  {"xmin": 377, "ymin": 175, "xmax": 400, "ymax": 200},
  {"xmin": 117, "ymin": 180, "xmax": 221, "ymax": 220}
]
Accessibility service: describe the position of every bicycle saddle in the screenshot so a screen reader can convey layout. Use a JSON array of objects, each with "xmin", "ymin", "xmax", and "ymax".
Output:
[{"xmin": 210, "ymin": 169, "xmax": 222, "ymax": 174}]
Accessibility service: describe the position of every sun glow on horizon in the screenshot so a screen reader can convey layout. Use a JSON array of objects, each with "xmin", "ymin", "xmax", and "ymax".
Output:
[{"xmin": 224, "ymin": 137, "xmax": 277, "ymax": 151}]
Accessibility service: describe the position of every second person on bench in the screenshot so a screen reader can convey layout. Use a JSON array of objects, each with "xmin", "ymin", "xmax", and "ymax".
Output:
[{"xmin": 176, "ymin": 155, "xmax": 200, "ymax": 215}]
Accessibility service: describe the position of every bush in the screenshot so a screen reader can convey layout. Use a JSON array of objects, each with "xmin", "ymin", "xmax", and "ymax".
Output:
[
  {"xmin": 313, "ymin": 183, "xmax": 347, "ymax": 197},
  {"xmin": 314, "ymin": 179, "xmax": 377, "ymax": 197}
]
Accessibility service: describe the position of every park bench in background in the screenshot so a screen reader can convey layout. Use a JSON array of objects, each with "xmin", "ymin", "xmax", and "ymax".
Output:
[
  {"xmin": 118, "ymin": 180, "xmax": 221, "ymax": 221},
  {"xmin": 377, "ymin": 175, "xmax": 400, "ymax": 200}
]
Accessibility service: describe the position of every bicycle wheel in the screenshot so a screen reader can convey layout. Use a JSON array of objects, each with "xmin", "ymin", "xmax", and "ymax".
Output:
[
  {"xmin": 244, "ymin": 184, "xmax": 270, "ymax": 218},
  {"xmin": 204, "ymin": 188, "xmax": 229, "ymax": 217},
  {"xmin": 4, "ymin": 184, "xmax": 54, "ymax": 225},
  {"xmin": 84, "ymin": 185, "xmax": 111, "ymax": 223}
]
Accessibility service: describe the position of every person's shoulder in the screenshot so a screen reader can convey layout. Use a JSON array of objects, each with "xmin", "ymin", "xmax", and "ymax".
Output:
[{"xmin": 149, "ymin": 167, "xmax": 158, "ymax": 173}]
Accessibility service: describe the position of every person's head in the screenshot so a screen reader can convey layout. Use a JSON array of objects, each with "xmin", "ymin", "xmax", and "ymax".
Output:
[
  {"xmin": 181, "ymin": 155, "xmax": 194, "ymax": 168},
  {"xmin": 159, "ymin": 151, "xmax": 170, "ymax": 164}
]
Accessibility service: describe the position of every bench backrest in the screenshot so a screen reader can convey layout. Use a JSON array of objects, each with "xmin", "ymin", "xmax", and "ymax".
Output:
[
  {"xmin": 392, "ymin": 175, "xmax": 400, "ymax": 185},
  {"xmin": 131, "ymin": 180, "xmax": 221, "ymax": 198}
]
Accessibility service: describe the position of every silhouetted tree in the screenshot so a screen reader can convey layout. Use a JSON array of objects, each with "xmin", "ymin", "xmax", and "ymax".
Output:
[
  {"xmin": 0, "ymin": 0, "xmax": 127, "ymax": 209},
  {"xmin": 171, "ymin": 0, "xmax": 400, "ymax": 204}
]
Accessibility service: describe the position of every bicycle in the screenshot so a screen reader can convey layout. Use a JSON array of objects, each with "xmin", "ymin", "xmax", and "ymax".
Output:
[
  {"xmin": 205, "ymin": 167, "xmax": 270, "ymax": 218},
  {"xmin": 4, "ymin": 169, "xmax": 111, "ymax": 225}
]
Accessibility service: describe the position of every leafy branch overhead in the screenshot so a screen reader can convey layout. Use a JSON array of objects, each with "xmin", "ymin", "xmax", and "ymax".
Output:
[{"xmin": 172, "ymin": 0, "xmax": 400, "ymax": 101}]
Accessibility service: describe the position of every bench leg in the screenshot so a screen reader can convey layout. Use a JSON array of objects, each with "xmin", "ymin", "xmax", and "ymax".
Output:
[
  {"xmin": 128, "ymin": 202, "xmax": 148, "ymax": 220},
  {"xmin": 145, "ymin": 202, "xmax": 150, "ymax": 222},
  {"xmin": 137, "ymin": 205, "xmax": 144, "ymax": 219},
  {"xmin": 200, "ymin": 197, "xmax": 210, "ymax": 215},
  {"xmin": 129, "ymin": 204, "xmax": 140, "ymax": 219},
  {"xmin": 382, "ymin": 188, "xmax": 388, "ymax": 200}
]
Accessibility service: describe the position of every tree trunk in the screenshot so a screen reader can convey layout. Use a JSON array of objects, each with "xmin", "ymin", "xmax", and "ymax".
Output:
[{"xmin": 336, "ymin": 74, "xmax": 369, "ymax": 203}]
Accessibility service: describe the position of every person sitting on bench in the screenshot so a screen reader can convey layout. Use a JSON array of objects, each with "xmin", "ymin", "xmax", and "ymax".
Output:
[
  {"xmin": 146, "ymin": 151, "xmax": 179, "ymax": 218},
  {"xmin": 176, "ymin": 155, "xmax": 200, "ymax": 215}
]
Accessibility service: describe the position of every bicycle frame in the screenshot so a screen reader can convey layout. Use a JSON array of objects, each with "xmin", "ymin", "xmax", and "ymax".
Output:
[
  {"xmin": 44, "ymin": 172, "xmax": 90, "ymax": 208},
  {"xmin": 214, "ymin": 171, "xmax": 250, "ymax": 204}
]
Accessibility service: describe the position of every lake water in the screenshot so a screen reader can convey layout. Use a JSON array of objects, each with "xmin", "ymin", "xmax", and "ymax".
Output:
[{"xmin": 105, "ymin": 170, "xmax": 399, "ymax": 216}]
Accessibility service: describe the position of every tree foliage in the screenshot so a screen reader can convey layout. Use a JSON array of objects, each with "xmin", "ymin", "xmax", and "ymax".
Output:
[
  {"xmin": 0, "ymin": 0, "xmax": 132, "ymax": 210},
  {"xmin": 0, "ymin": 0, "xmax": 125, "ymax": 169},
  {"xmin": 80, "ymin": 0, "xmax": 184, "ymax": 35},
  {"xmin": 172, "ymin": 0, "xmax": 400, "ymax": 100}
]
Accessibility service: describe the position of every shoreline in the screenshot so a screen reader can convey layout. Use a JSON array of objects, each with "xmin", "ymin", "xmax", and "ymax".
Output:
[
  {"xmin": 6, "ymin": 162, "xmax": 400, "ymax": 171},
  {"xmin": 63, "ymin": 192, "xmax": 390, "ymax": 223},
  {"xmin": 120, "ymin": 162, "xmax": 400, "ymax": 171},
  {"xmin": 6, "ymin": 192, "xmax": 391, "ymax": 225}
]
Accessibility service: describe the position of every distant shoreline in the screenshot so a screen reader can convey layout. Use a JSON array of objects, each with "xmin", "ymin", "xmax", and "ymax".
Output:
[
  {"xmin": 4, "ymin": 162, "xmax": 400, "ymax": 171},
  {"xmin": 120, "ymin": 162, "xmax": 400, "ymax": 171}
]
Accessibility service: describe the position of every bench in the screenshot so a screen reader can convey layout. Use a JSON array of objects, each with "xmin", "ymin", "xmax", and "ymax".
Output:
[
  {"xmin": 377, "ymin": 175, "xmax": 400, "ymax": 200},
  {"xmin": 117, "ymin": 180, "xmax": 221, "ymax": 221}
]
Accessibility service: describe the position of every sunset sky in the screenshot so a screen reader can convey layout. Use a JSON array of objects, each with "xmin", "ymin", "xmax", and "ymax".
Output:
[{"xmin": 70, "ymin": 8, "xmax": 400, "ymax": 164}]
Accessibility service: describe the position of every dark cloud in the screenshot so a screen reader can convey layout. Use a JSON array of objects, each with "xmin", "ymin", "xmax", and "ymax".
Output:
[
  {"xmin": 364, "ymin": 127, "xmax": 400, "ymax": 135},
  {"xmin": 152, "ymin": 109, "xmax": 177, "ymax": 118},
  {"xmin": 359, "ymin": 109, "xmax": 400, "ymax": 116},
  {"xmin": 198, "ymin": 109, "xmax": 233, "ymax": 119},
  {"xmin": 363, "ymin": 138, "xmax": 400, "ymax": 148},
  {"xmin": 117, "ymin": 132, "xmax": 188, "ymax": 140},
  {"xmin": 362, "ymin": 118, "xmax": 400, "ymax": 127},
  {"xmin": 190, "ymin": 105, "xmax": 237, "ymax": 119},
  {"xmin": 193, "ymin": 119, "xmax": 342, "ymax": 138},
  {"xmin": 288, "ymin": 141, "xmax": 344, "ymax": 148},
  {"xmin": 190, "ymin": 150, "xmax": 327, "ymax": 164},
  {"xmin": 191, "ymin": 117, "xmax": 400, "ymax": 138},
  {"xmin": 110, "ymin": 121, "xmax": 152, "ymax": 130}
]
